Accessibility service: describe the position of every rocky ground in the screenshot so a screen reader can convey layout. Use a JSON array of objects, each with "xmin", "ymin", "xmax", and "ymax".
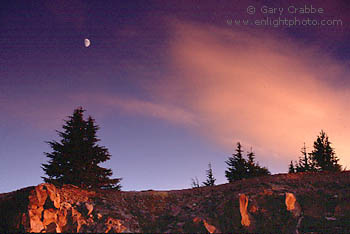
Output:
[{"xmin": 1, "ymin": 171, "xmax": 350, "ymax": 233}]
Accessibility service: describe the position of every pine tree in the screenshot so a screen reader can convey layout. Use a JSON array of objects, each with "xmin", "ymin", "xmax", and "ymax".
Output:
[
  {"xmin": 295, "ymin": 143, "xmax": 314, "ymax": 172},
  {"xmin": 246, "ymin": 148, "xmax": 255, "ymax": 176},
  {"xmin": 246, "ymin": 148, "xmax": 270, "ymax": 178},
  {"xmin": 203, "ymin": 163, "xmax": 216, "ymax": 186},
  {"xmin": 302, "ymin": 143, "xmax": 311, "ymax": 171},
  {"xmin": 225, "ymin": 142, "xmax": 247, "ymax": 182},
  {"xmin": 41, "ymin": 107, "xmax": 122, "ymax": 190},
  {"xmin": 288, "ymin": 161, "xmax": 295, "ymax": 173},
  {"xmin": 255, "ymin": 164, "xmax": 270, "ymax": 176},
  {"xmin": 310, "ymin": 130, "xmax": 341, "ymax": 172}
]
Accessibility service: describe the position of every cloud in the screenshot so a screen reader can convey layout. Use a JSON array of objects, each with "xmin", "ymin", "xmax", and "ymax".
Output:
[
  {"xmin": 76, "ymin": 20, "xmax": 349, "ymax": 171},
  {"xmin": 150, "ymin": 20, "xmax": 350, "ymax": 170},
  {"xmin": 71, "ymin": 93, "xmax": 197, "ymax": 126}
]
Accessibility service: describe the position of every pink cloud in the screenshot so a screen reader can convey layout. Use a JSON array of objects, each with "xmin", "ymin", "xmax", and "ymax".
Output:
[
  {"xmin": 149, "ymin": 20, "xmax": 350, "ymax": 170},
  {"xmin": 74, "ymin": 20, "xmax": 350, "ymax": 171}
]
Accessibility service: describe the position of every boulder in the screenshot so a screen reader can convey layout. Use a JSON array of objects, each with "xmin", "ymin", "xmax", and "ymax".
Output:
[
  {"xmin": 239, "ymin": 194, "xmax": 250, "ymax": 227},
  {"xmin": 285, "ymin": 193, "xmax": 301, "ymax": 217}
]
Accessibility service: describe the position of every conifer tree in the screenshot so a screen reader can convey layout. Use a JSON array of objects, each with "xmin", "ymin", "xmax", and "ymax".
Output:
[
  {"xmin": 246, "ymin": 148, "xmax": 255, "ymax": 175},
  {"xmin": 295, "ymin": 143, "xmax": 317, "ymax": 172},
  {"xmin": 246, "ymin": 148, "xmax": 270, "ymax": 178},
  {"xmin": 203, "ymin": 163, "xmax": 216, "ymax": 186},
  {"xmin": 253, "ymin": 162, "xmax": 271, "ymax": 177},
  {"xmin": 226, "ymin": 143, "xmax": 270, "ymax": 182},
  {"xmin": 288, "ymin": 161, "xmax": 295, "ymax": 173},
  {"xmin": 310, "ymin": 130, "xmax": 341, "ymax": 172},
  {"xmin": 225, "ymin": 142, "xmax": 247, "ymax": 182},
  {"xmin": 42, "ymin": 107, "xmax": 121, "ymax": 190}
]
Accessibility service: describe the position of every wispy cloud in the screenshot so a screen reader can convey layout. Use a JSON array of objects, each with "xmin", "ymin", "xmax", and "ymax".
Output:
[
  {"xmin": 151, "ymin": 20, "xmax": 350, "ymax": 169},
  {"xmin": 71, "ymin": 93, "xmax": 197, "ymax": 126},
  {"xmin": 5, "ymin": 19, "xmax": 349, "ymax": 172},
  {"xmin": 73, "ymin": 20, "xmax": 350, "ymax": 170}
]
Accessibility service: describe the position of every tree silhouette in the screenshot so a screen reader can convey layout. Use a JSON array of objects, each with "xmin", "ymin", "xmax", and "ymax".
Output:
[
  {"xmin": 191, "ymin": 177, "xmax": 200, "ymax": 188},
  {"xmin": 295, "ymin": 143, "xmax": 314, "ymax": 172},
  {"xmin": 288, "ymin": 161, "xmax": 295, "ymax": 173},
  {"xmin": 253, "ymin": 162, "xmax": 271, "ymax": 177},
  {"xmin": 203, "ymin": 163, "xmax": 216, "ymax": 186},
  {"xmin": 225, "ymin": 142, "xmax": 247, "ymax": 182},
  {"xmin": 246, "ymin": 148, "xmax": 256, "ymax": 175},
  {"xmin": 41, "ymin": 107, "xmax": 121, "ymax": 190},
  {"xmin": 310, "ymin": 130, "xmax": 341, "ymax": 172},
  {"xmin": 246, "ymin": 148, "xmax": 270, "ymax": 177},
  {"xmin": 225, "ymin": 143, "xmax": 270, "ymax": 182}
]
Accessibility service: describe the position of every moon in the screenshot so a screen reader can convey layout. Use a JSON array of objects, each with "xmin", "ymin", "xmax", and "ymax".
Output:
[{"xmin": 84, "ymin": 38, "xmax": 90, "ymax": 47}]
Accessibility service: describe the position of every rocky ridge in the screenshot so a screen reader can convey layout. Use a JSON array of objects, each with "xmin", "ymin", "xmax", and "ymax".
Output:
[{"xmin": 1, "ymin": 172, "xmax": 350, "ymax": 233}]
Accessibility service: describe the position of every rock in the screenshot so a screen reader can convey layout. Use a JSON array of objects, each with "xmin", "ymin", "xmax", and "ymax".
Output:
[
  {"xmin": 3, "ymin": 172, "xmax": 350, "ymax": 233},
  {"xmin": 46, "ymin": 222, "xmax": 58, "ymax": 232},
  {"xmin": 27, "ymin": 183, "xmax": 62, "ymax": 233},
  {"xmin": 239, "ymin": 194, "xmax": 250, "ymax": 227},
  {"xmin": 192, "ymin": 217, "xmax": 219, "ymax": 233},
  {"xmin": 28, "ymin": 206, "xmax": 44, "ymax": 233},
  {"xmin": 71, "ymin": 207, "xmax": 86, "ymax": 232},
  {"xmin": 57, "ymin": 202, "xmax": 71, "ymax": 229},
  {"xmin": 104, "ymin": 217, "xmax": 127, "ymax": 233},
  {"xmin": 85, "ymin": 202, "xmax": 94, "ymax": 216},
  {"xmin": 45, "ymin": 184, "xmax": 60, "ymax": 209},
  {"xmin": 249, "ymin": 204, "xmax": 258, "ymax": 213},
  {"xmin": 203, "ymin": 219, "xmax": 218, "ymax": 233},
  {"xmin": 34, "ymin": 184, "xmax": 48, "ymax": 207},
  {"xmin": 42, "ymin": 208, "xmax": 57, "ymax": 227},
  {"xmin": 285, "ymin": 193, "xmax": 301, "ymax": 217}
]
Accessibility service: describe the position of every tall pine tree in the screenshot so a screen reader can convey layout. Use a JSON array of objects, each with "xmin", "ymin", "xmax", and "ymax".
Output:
[
  {"xmin": 42, "ymin": 107, "xmax": 121, "ymax": 190},
  {"xmin": 203, "ymin": 163, "xmax": 216, "ymax": 186},
  {"xmin": 225, "ymin": 142, "xmax": 247, "ymax": 182},
  {"xmin": 310, "ymin": 130, "xmax": 341, "ymax": 172}
]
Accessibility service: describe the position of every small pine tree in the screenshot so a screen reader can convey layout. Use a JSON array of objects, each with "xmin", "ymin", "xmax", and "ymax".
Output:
[
  {"xmin": 246, "ymin": 148, "xmax": 255, "ymax": 176},
  {"xmin": 246, "ymin": 148, "xmax": 270, "ymax": 178},
  {"xmin": 295, "ymin": 143, "xmax": 314, "ymax": 172},
  {"xmin": 225, "ymin": 142, "xmax": 247, "ymax": 182},
  {"xmin": 226, "ymin": 143, "xmax": 270, "ymax": 182},
  {"xmin": 42, "ymin": 107, "xmax": 122, "ymax": 190},
  {"xmin": 254, "ymin": 164, "xmax": 270, "ymax": 176},
  {"xmin": 203, "ymin": 163, "xmax": 216, "ymax": 186},
  {"xmin": 288, "ymin": 161, "xmax": 295, "ymax": 173},
  {"xmin": 191, "ymin": 177, "xmax": 200, "ymax": 188},
  {"xmin": 310, "ymin": 130, "xmax": 341, "ymax": 172}
]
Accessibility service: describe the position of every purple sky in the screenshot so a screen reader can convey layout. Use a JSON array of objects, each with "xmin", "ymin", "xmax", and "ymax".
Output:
[{"xmin": 1, "ymin": 0, "xmax": 349, "ymax": 193}]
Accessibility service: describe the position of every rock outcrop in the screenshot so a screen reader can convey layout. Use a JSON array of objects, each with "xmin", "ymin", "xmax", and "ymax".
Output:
[
  {"xmin": 239, "ymin": 193, "xmax": 250, "ymax": 227},
  {"xmin": 1, "ymin": 171, "xmax": 350, "ymax": 233}
]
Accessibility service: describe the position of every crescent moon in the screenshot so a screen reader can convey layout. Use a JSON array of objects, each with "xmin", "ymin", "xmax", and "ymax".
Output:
[{"xmin": 84, "ymin": 38, "xmax": 90, "ymax": 47}]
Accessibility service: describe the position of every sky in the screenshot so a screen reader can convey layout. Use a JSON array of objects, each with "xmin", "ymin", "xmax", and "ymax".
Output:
[{"xmin": 1, "ymin": 0, "xmax": 349, "ymax": 193}]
